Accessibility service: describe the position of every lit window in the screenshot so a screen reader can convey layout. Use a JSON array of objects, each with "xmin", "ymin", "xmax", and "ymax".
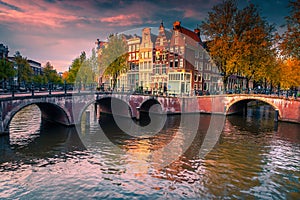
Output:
[
  {"xmin": 160, "ymin": 38, "xmax": 163, "ymax": 46},
  {"xmin": 175, "ymin": 37, "xmax": 178, "ymax": 45}
]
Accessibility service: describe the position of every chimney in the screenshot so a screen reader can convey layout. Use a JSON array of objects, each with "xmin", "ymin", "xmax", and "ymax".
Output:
[
  {"xmin": 173, "ymin": 21, "xmax": 181, "ymax": 30},
  {"xmin": 194, "ymin": 28, "xmax": 200, "ymax": 38}
]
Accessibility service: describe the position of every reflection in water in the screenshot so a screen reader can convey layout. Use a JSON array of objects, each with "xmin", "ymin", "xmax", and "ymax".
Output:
[{"xmin": 0, "ymin": 104, "xmax": 299, "ymax": 199}]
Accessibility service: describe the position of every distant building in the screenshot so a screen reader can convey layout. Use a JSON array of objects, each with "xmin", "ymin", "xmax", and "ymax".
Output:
[
  {"xmin": 28, "ymin": 59, "xmax": 42, "ymax": 76},
  {"xmin": 0, "ymin": 44, "xmax": 9, "ymax": 59},
  {"xmin": 152, "ymin": 22, "xmax": 171, "ymax": 94},
  {"xmin": 95, "ymin": 39, "xmax": 108, "ymax": 87},
  {"xmin": 168, "ymin": 21, "xmax": 203, "ymax": 95},
  {"xmin": 126, "ymin": 35, "xmax": 141, "ymax": 91},
  {"xmin": 139, "ymin": 27, "xmax": 156, "ymax": 90}
]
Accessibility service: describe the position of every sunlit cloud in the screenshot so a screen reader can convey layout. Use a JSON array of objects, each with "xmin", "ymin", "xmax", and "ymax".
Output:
[{"xmin": 100, "ymin": 14, "xmax": 143, "ymax": 26}]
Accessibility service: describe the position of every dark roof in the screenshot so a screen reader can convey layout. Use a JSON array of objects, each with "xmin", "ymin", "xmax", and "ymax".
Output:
[{"xmin": 178, "ymin": 26, "xmax": 201, "ymax": 43}]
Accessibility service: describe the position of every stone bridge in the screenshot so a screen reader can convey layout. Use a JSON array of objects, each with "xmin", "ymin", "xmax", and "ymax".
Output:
[{"xmin": 0, "ymin": 93, "xmax": 299, "ymax": 134}]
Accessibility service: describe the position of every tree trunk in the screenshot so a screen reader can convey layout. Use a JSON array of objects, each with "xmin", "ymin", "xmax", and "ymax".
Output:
[
  {"xmin": 223, "ymin": 76, "xmax": 228, "ymax": 93},
  {"xmin": 246, "ymin": 78, "xmax": 249, "ymax": 94}
]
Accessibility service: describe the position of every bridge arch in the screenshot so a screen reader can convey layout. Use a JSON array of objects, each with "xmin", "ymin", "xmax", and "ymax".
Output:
[
  {"xmin": 96, "ymin": 96, "xmax": 133, "ymax": 118},
  {"xmin": 226, "ymin": 97, "xmax": 282, "ymax": 118},
  {"xmin": 139, "ymin": 98, "xmax": 163, "ymax": 114},
  {"xmin": 5, "ymin": 101, "xmax": 71, "ymax": 133}
]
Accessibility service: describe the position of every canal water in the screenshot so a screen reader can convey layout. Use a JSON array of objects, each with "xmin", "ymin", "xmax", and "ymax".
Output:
[{"xmin": 0, "ymin": 104, "xmax": 299, "ymax": 199}]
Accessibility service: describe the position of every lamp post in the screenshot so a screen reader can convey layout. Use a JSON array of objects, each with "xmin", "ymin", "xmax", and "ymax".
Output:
[
  {"xmin": 48, "ymin": 82, "xmax": 52, "ymax": 95},
  {"xmin": 64, "ymin": 80, "xmax": 67, "ymax": 94},
  {"xmin": 31, "ymin": 82, "xmax": 34, "ymax": 96}
]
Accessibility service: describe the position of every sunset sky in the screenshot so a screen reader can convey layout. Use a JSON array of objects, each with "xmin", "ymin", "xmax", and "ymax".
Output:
[{"xmin": 0, "ymin": 0, "xmax": 291, "ymax": 72}]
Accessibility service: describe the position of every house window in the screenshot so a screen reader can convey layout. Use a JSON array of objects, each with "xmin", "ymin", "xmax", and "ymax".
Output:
[
  {"xmin": 156, "ymin": 65, "xmax": 160, "ymax": 74},
  {"xmin": 160, "ymin": 38, "xmax": 163, "ymax": 46},
  {"xmin": 180, "ymin": 46, "xmax": 184, "ymax": 55},
  {"xmin": 175, "ymin": 60, "xmax": 178, "ymax": 68},
  {"xmin": 162, "ymin": 64, "xmax": 166, "ymax": 74},
  {"xmin": 180, "ymin": 59, "xmax": 183, "ymax": 67},
  {"xmin": 156, "ymin": 51, "xmax": 160, "ymax": 61},
  {"xmin": 162, "ymin": 52, "xmax": 167, "ymax": 60},
  {"xmin": 129, "ymin": 45, "xmax": 132, "ymax": 52},
  {"xmin": 199, "ymin": 62, "xmax": 203, "ymax": 71},
  {"xmin": 170, "ymin": 61, "xmax": 173, "ymax": 68}
]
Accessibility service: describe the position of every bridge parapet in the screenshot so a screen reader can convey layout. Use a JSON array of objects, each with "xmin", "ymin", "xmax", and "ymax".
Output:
[{"xmin": 0, "ymin": 93, "xmax": 299, "ymax": 135}]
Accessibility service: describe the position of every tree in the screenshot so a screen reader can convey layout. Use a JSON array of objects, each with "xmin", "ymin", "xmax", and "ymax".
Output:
[
  {"xmin": 76, "ymin": 58, "xmax": 96, "ymax": 89},
  {"xmin": 14, "ymin": 52, "xmax": 33, "ymax": 86},
  {"xmin": 278, "ymin": 58, "xmax": 300, "ymax": 89},
  {"xmin": 201, "ymin": 0, "xmax": 238, "ymax": 91},
  {"xmin": 237, "ymin": 4, "xmax": 275, "ymax": 89},
  {"xmin": 100, "ymin": 34, "xmax": 128, "ymax": 90},
  {"xmin": 280, "ymin": 0, "xmax": 300, "ymax": 59},
  {"xmin": 67, "ymin": 51, "xmax": 86, "ymax": 84},
  {"xmin": 43, "ymin": 61, "xmax": 62, "ymax": 84},
  {"xmin": 0, "ymin": 59, "xmax": 16, "ymax": 88},
  {"xmin": 201, "ymin": 0, "xmax": 276, "ymax": 91}
]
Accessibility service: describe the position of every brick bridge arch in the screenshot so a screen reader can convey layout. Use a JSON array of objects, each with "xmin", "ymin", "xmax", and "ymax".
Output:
[
  {"xmin": 226, "ymin": 96, "xmax": 282, "ymax": 117},
  {"xmin": 222, "ymin": 95, "xmax": 300, "ymax": 122},
  {"xmin": 2, "ymin": 101, "xmax": 72, "ymax": 134}
]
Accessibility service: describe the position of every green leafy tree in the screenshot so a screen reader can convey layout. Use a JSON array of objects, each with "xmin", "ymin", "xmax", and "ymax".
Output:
[
  {"xmin": 33, "ymin": 74, "xmax": 45, "ymax": 85},
  {"xmin": 0, "ymin": 59, "xmax": 16, "ymax": 88},
  {"xmin": 67, "ymin": 51, "xmax": 86, "ymax": 84},
  {"xmin": 43, "ymin": 62, "xmax": 62, "ymax": 84},
  {"xmin": 76, "ymin": 58, "xmax": 96, "ymax": 89},
  {"xmin": 100, "ymin": 34, "xmax": 128, "ymax": 90},
  {"xmin": 14, "ymin": 51, "xmax": 33, "ymax": 86}
]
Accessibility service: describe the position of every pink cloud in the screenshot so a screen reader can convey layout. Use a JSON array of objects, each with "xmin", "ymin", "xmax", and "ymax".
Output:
[
  {"xmin": 100, "ymin": 14, "xmax": 143, "ymax": 26},
  {"xmin": 0, "ymin": 0, "xmax": 93, "ymax": 29}
]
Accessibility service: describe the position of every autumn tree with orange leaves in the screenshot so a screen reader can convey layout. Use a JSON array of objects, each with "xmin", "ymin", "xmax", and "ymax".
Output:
[
  {"xmin": 278, "ymin": 0, "xmax": 300, "ymax": 90},
  {"xmin": 201, "ymin": 0, "xmax": 275, "ymax": 91}
]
